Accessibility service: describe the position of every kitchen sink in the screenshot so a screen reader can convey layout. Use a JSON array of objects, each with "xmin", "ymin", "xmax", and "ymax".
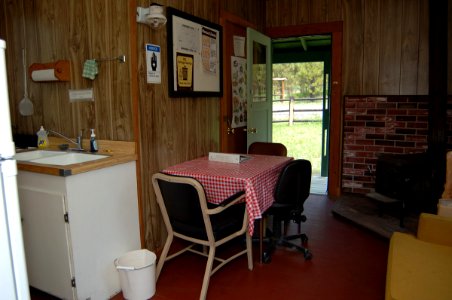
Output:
[
  {"xmin": 29, "ymin": 152, "xmax": 109, "ymax": 166},
  {"xmin": 15, "ymin": 150, "xmax": 109, "ymax": 166},
  {"xmin": 14, "ymin": 150, "xmax": 67, "ymax": 161}
]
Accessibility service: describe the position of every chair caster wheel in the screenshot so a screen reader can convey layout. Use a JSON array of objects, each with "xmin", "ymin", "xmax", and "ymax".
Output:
[
  {"xmin": 301, "ymin": 234, "xmax": 308, "ymax": 243},
  {"xmin": 304, "ymin": 250, "xmax": 313, "ymax": 260}
]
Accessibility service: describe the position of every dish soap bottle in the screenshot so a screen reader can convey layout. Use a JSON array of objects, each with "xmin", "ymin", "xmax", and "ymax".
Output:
[
  {"xmin": 90, "ymin": 128, "xmax": 98, "ymax": 152},
  {"xmin": 36, "ymin": 126, "xmax": 49, "ymax": 149}
]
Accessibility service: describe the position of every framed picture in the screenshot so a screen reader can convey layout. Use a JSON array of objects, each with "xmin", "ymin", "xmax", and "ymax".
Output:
[{"xmin": 167, "ymin": 7, "xmax": 223, "ymax": 97}]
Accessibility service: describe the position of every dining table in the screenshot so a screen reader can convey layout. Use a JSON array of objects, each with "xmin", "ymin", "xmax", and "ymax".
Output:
[{"xmin": 162, "ymin": 154, "xmax": 293, "ymax": 262}]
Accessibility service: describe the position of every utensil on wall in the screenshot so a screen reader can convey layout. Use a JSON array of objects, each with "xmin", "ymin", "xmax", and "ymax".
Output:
[{"xmin": 19, "ymin": 48, "xmax": 33, "ymax": 116}]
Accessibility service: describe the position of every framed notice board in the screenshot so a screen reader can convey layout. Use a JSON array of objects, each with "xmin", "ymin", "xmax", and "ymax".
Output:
[{"xmin": 167, "ymin": 7, "xmax": 223, "ymax": 97}]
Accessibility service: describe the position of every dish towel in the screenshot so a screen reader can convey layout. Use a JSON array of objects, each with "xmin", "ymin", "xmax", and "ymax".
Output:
[{"xmin": 82, "ymin": 59, "xmax": 98, "ymax": 80}]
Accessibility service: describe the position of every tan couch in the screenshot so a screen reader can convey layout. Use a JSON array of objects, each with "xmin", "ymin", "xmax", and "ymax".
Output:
[{"xmin": 385, "ymin": 213, "xmax": 452, "ymax": 300}]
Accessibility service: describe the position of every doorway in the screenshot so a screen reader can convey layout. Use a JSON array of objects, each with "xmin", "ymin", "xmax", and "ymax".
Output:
[
  {"xmin": 266, "ymin": 22, "xmax": 342, "ymax": 197},
  {"xmin": 219, "ymin": 16, "xmax": 343, "ymax": 197},
  {"xmin": 271, "ymin": 35, "xmax": 331, "ymax": 195}
]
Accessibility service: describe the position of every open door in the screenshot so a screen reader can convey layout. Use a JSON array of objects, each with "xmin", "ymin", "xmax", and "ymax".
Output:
[{"xmin": 246, "ymin": 28, "xmax": 272, "ymax": 149}]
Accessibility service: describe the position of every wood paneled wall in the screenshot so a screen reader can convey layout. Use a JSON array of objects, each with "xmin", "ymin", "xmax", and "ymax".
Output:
[
  {"xmin": 266, "ymin": 0, "xmax": 343, "ymax": 25},
  {"xmin": 266, "ymin": 0, "xmax": 430, "ymax": 96},
  {"xmin": 221, "ymin": 1, "xmax": 266, "ymax": 31},
  {"xmin": 137, "ymin": 0, "xmax": 264, "ymax": 250},
  {"xmin": 0, "ymin": 0, "xmax": 134, "ymax": 141}
]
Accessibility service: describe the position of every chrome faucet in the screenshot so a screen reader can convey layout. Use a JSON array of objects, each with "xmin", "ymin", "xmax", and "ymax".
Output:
[{"xmin": 47, "ymin": 129, "xmax": 84, "ymax": 151}]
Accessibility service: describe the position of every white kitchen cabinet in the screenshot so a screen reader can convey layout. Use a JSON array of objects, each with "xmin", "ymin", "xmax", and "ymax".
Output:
[{"xmin": 17, "ymin": 161, "xmax": 141, "ymax": 300}]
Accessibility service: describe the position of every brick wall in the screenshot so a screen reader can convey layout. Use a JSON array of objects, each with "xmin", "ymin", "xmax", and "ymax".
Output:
[{"xmin": 342, "ymin": 96, "xmax": 429, "ymax": 194}]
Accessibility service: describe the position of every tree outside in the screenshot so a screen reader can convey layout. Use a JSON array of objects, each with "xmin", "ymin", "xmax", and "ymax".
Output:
[{"xmin": 273, "ymin": 62, "xmax": 324, "ymax": 99}]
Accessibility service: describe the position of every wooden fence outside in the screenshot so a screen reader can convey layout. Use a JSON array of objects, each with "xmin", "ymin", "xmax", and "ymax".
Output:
[{"xmin": 272, "ymin": 97, "xmax": 323, "ymax": 124}]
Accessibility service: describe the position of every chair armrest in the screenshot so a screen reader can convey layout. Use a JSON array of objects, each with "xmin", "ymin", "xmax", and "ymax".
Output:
[
  {"xmin": 219, "ymin": 191, "xmax": 245, "ymax": 207},
  {"xmin": 417, "ymin": 213, "xmax": 452, "ymax": 247},
  {"xmin": 207, "ymin": 191, "xmax": 245, "ymax": 215}
]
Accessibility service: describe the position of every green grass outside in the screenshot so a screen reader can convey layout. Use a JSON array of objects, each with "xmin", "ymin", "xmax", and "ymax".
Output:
[{"xmin": 272, "ymin": 121, "xmax": 323, "ymax": 175}]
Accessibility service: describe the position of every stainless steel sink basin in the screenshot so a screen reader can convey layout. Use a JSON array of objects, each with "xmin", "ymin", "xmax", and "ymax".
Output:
[
  {"xmin": 30, "ymin": 152, "xmax": 109, "ymax": 166},
  {"xmin": 14, "ymin": 150, "xmax": 66, "ymax": 161}
]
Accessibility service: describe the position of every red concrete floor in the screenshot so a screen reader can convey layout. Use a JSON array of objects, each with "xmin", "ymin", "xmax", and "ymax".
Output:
[
  {"xmin": 116, "ymin": 195, "xmax": 389, "ymax": 300},
  {"xmin": 32, "ymin": 195, "xmax": 389, "ymax": 300}
]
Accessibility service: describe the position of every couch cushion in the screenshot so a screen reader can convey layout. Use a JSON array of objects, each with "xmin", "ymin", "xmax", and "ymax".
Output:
[{"xmin": 386, "ymin": 232, "xmax": 452, "ymax": 300}]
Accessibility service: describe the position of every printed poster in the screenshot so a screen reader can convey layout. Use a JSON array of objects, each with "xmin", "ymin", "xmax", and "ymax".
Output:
[
  {"xmin": 201, "ymin": 27, "xmax": 218, "ymax": 74},
  {"xmin": 231, "ymin": 56, "xmax": 247, "ymax": 128}
]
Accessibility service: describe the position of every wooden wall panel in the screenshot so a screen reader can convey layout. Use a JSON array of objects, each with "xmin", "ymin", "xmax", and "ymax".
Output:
[
  {"xmin": 0, "ymin": 0, "xmax": 133, "ymax": 141},
  {"xmin": 310, "ymin": 0, "xmax": 327, "ymax": 24},
  {"xmin": 378, "ymin": 0, "xmax": 402, "ymax": 94},
  {"xmin": 89, "ymin": 0, "xmax": 112, "ymax": 139},
  {"xmin": 342, "ymin": 0, "xmax": 363, "ymax": 94},
  {"xmin": 399, "ymin": 0, "xmax": 420, "ymax": 94},
  {"xmin": 266, "ymin": 0, "xmax": 342, "ymax": 27},
  {"xmin": 327, "ymin": 0, "xmax": 343, "ymax": 22},
  {"xmin": 417, "ymin": 0, "xmax": 429, "ymax": 94},
  {"xmin": 220, "ymin": 0, "xmax": 265, "ymax": 30},
  {"xmin": 52, "ymin": 1, "xmax": 72, "ymax": 136},
  {"xmin": 266, "ymin": 0, "xmax": 430, "ymax": 96},
  {"xmin": 362, "ymin": 0, "xmax": 380, "ymax": 94}
]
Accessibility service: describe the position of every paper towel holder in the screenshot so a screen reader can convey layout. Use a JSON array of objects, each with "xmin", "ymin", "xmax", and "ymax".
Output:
[{"xmin": 29, "ymin": 60, "xmax": 70, "ymax": 82}]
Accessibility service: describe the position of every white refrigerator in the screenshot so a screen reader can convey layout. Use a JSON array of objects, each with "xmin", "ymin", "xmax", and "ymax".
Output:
[{"xmin": 0, "ymin": 39, "xmax": 30, "ymax": 300}]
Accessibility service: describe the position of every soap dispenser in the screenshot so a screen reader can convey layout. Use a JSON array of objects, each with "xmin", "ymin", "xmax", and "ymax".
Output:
[
  {"xmin": 36, "ymin": 126, "xmax": 49, "ymax": 149},
  {"xmin": 90, "ymin": 128, "xmax": 98, "ymax": 152}
]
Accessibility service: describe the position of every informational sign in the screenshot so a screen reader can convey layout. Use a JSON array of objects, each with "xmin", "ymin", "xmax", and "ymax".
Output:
[
  {"xmin": 146, "ymin": 44, "xmax": 161, "ymax": 84},
  {"xmin": 233, "ymin": 36, "xmax": 245, "ymax": 57},
  {"xmin": 176, "ymin": 53, "xmax": 193, "ymax": 91}
]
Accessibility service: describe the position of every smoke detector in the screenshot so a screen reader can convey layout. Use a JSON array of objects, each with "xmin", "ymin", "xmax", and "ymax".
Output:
[{"xmin": 137, "ymin": 3, "xmax": 167, "ymax": 29}]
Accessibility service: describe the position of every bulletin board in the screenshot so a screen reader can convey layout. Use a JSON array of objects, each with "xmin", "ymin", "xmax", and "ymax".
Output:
[{"xmin": 167, "ymin": 7, "xmax": 223, "ymax": 97}]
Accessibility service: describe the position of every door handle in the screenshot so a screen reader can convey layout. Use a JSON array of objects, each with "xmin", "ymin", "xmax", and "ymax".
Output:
[
  {"xmin": 243, "ymin": 128, "xmax": 257, "ymax": 134},
  {"xmin": 227, "ymin": 127, "xmax": 235, "ymax": 135}
]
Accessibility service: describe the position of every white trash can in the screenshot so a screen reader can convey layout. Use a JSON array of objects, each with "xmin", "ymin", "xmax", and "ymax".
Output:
[{"xmin": 115, "ymin": 249, "xmax": 157, "ymax": 300}]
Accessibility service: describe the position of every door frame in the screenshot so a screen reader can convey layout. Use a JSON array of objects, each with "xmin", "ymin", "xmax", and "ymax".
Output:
[
  {"xmin": 219, "ymin": 11, "xmax": 257, "ymax": 154},
  {"xmin": 266, "ymin": 22, "xmax": 343, "ymax": 197}
]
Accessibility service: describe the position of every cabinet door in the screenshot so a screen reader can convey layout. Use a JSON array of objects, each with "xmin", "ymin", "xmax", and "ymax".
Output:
[{"xmin": 19, "ymin": 187, "xmax": 75, "ymax": 299}]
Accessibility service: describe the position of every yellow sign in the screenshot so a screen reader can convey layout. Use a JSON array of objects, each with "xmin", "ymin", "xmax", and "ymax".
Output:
[{"xmin": 176, "ymin": 53, "xmax": 193, "ymax": 89}]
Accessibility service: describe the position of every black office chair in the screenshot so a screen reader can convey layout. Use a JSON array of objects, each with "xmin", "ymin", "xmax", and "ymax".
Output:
[
  {"xmin": 265, "ymin": 159, "xmax": 313, "ymax": 260},
  {"xmin": 247, "ymin": 141, "xmax": 288, "ymax": 262},
  {"xmin": 152, "ymin": 173, "xmax": 253, "ymax": 300}
]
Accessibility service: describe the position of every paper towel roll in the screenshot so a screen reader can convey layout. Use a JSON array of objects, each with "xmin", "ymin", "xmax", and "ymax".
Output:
[{"xmin": 31, "ymin": 69, "xmax": 58, "ymax": 81}]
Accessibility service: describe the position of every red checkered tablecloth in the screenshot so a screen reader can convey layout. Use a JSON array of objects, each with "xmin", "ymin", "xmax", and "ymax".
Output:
[{"xmin": 163, "ymin": 155, "xmax": 292, "ymax": 235}]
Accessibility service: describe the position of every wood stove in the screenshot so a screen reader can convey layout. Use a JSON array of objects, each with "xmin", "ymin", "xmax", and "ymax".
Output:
[{"xmin": 367, "ymin": 152, "xmax": 432, "ymax": 226}]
